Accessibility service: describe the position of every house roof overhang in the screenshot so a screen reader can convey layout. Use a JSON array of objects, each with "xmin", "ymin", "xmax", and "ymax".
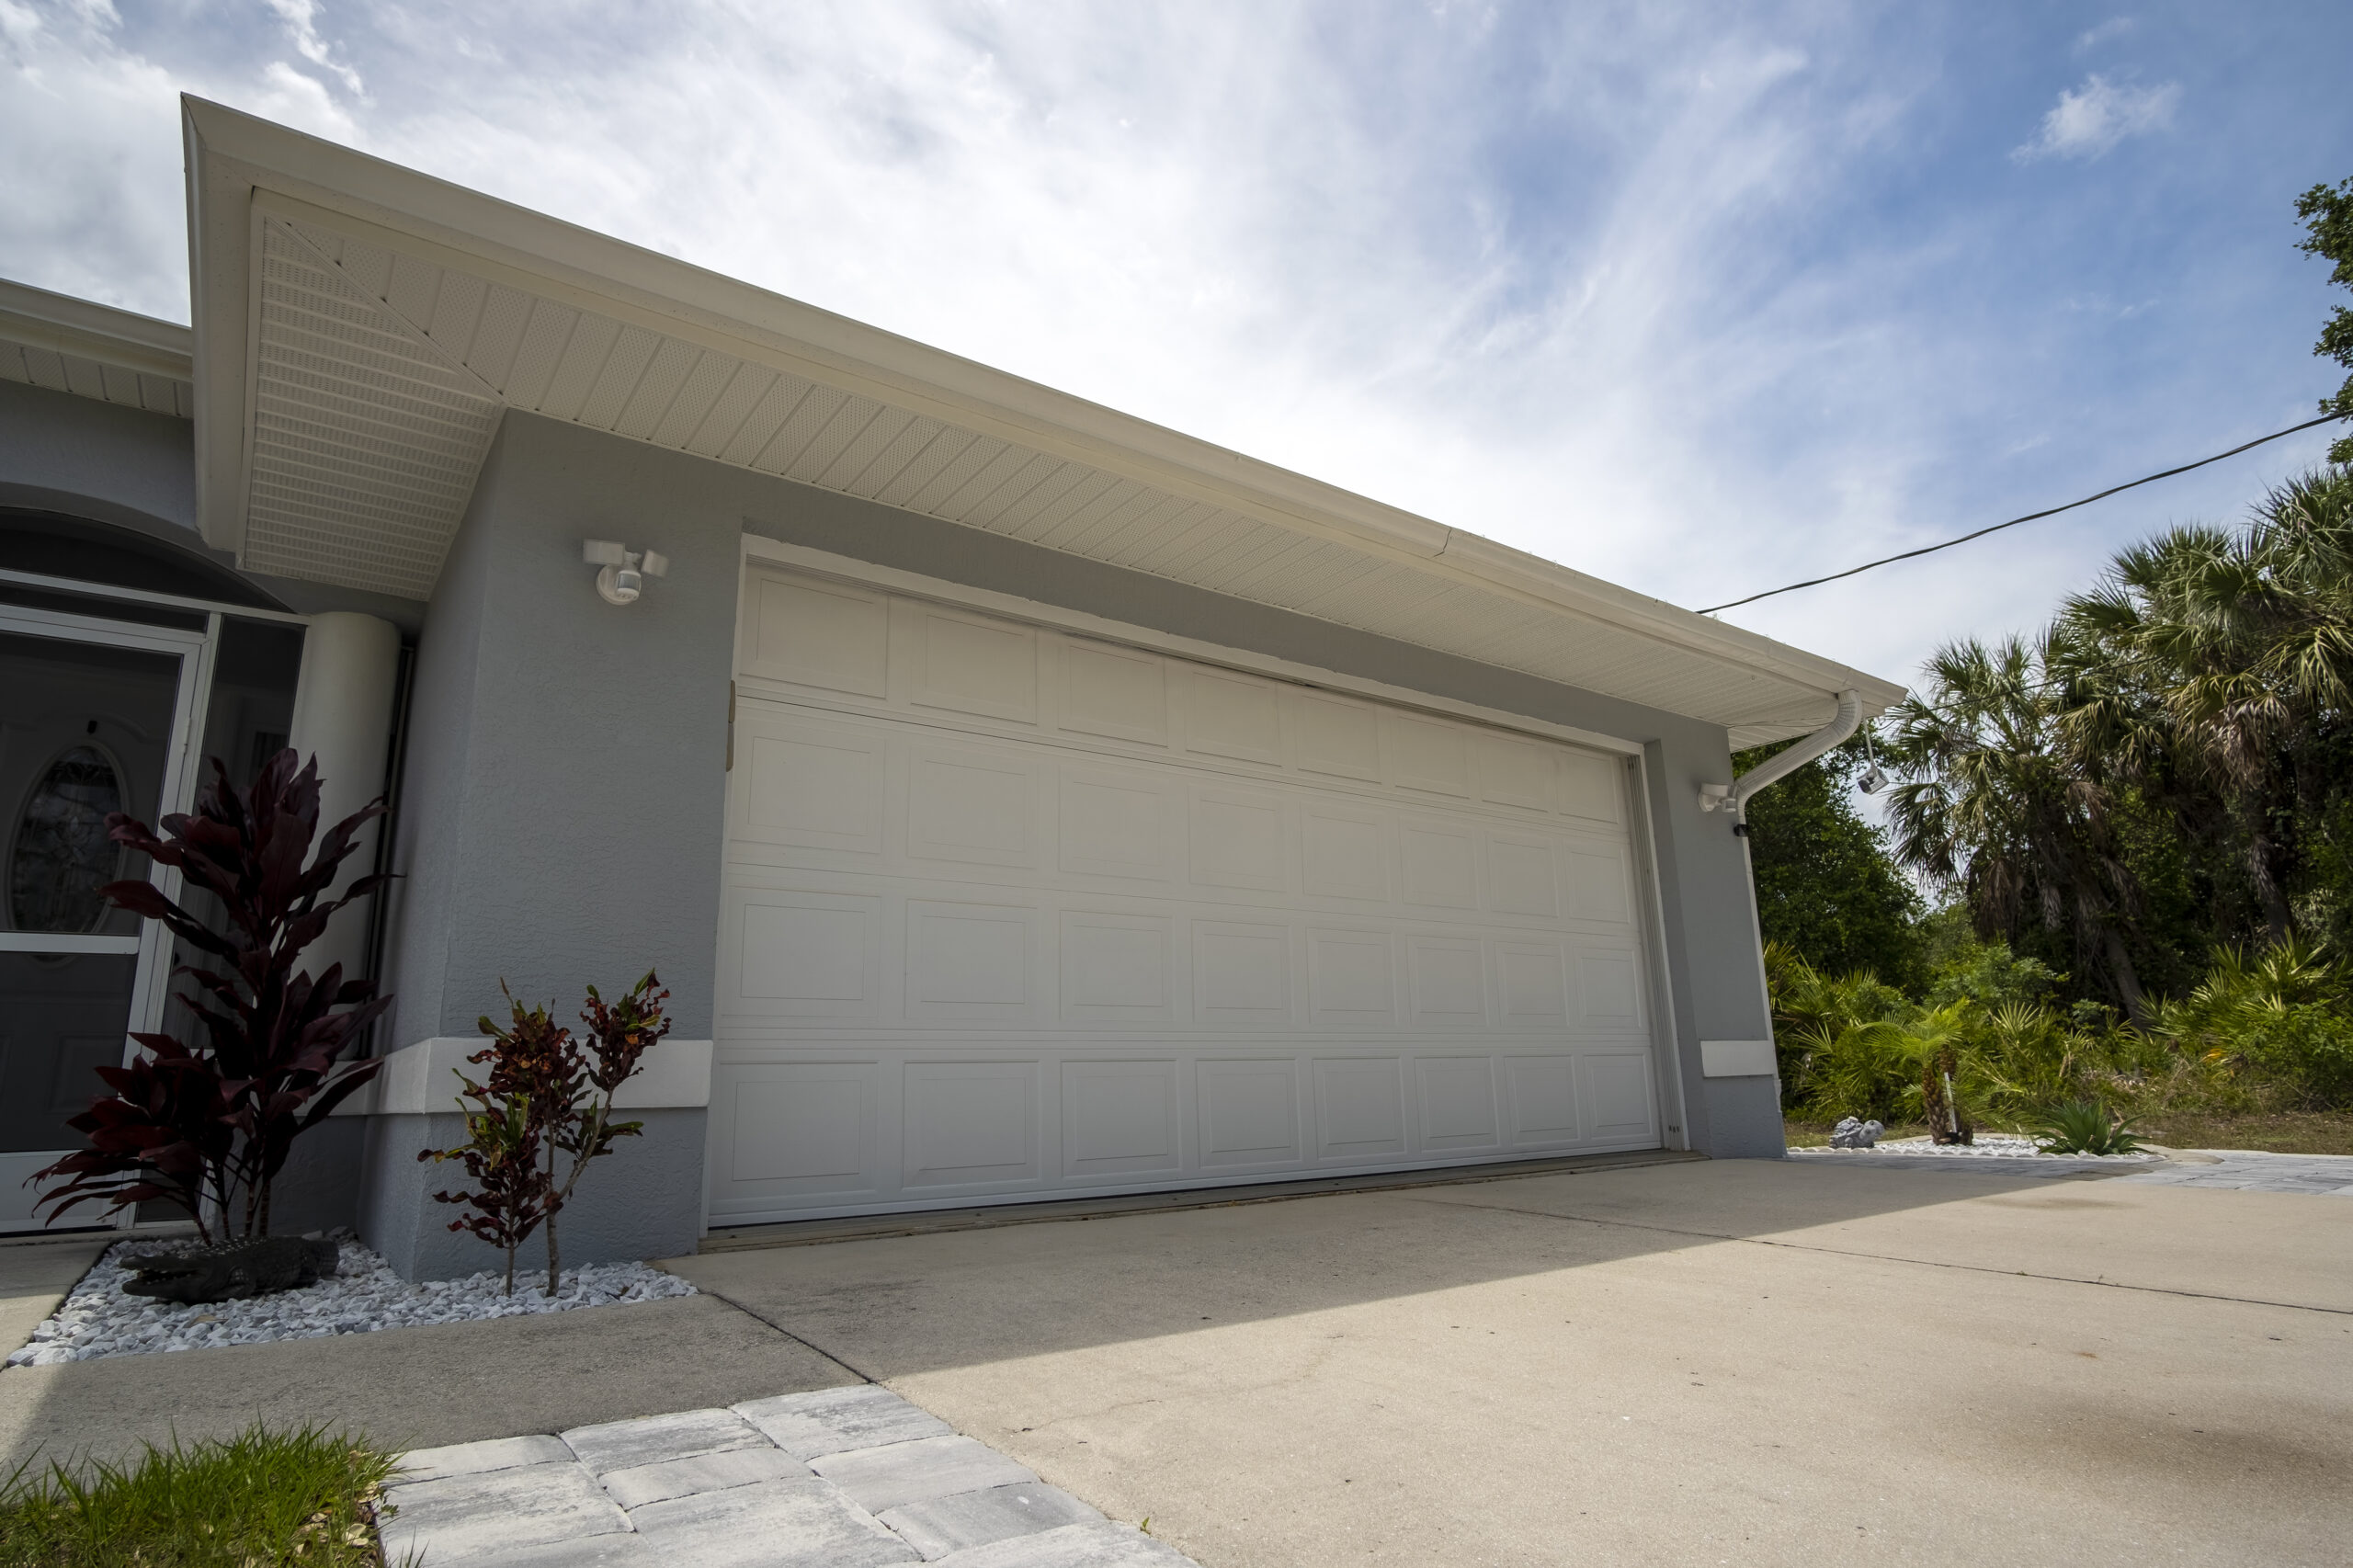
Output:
[
  {"xmin": 180, "ymin": 95, "xmax": 1903, "ymax": 746},
  {"xmin": 0, "ymin": 278, "xmax": 195, "ymax": 418}
]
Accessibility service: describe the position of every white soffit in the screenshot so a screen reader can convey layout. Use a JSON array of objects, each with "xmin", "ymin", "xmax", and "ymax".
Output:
[
  {"xmin": 0, "ymin": 278, "xmax": 194, "ymax": 419},
  {"xmin": 183, "ymin": 97, "xmax": 1903, "ymax": 744}
]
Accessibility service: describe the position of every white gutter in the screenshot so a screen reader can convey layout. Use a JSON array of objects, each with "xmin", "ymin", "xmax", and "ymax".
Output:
[{"xmin": 1698, "ymin": 687, "xmax": 1862, "ymax": 833}]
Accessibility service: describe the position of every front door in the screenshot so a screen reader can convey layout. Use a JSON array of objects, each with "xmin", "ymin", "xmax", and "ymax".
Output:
[{"xmin": 0, "ymin": 611, "xmax": 205, "ymax": 1231}]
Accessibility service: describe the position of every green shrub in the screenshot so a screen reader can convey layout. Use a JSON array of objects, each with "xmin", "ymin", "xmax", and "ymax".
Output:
[
  {"xmin": 2031, "ymin": 1100, "xmax": 2146, "ymax": 1155},
  {"xmin": 0, "ymin": 1424, "xmax": 400, "ymax": 1568},
  {"xmin": 1770, "ymin": 935, "xmax": 2353, "ymax": 1127}
]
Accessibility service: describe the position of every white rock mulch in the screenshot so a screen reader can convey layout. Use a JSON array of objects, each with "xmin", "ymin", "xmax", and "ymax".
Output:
[
  {"xmin": 6, "ymin": 1236, "xmax": 696, "ymax": 1367},
  {"xmin": 1792, "ymin": 1132, "xmax": 2162, "ymax": 1163}
]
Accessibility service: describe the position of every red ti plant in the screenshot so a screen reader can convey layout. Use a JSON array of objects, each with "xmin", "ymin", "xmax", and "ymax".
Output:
[
  {"xmin": 421, "ymin": 972, "xmax": 669, "ymax": 1297},
  {"xmin": 33, "ymin": 751, "xmax": 392, "ymax": 1242}
]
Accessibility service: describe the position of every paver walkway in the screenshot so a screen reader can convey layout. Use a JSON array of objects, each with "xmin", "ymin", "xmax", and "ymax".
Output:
[
  {"xmin": 383, "ymin": 1384, "xmax": 1199, "ymax": 1567},
  {"xmin": 2115, "ymin": 1149, "xmax": 2353, "ymax": 1195}
]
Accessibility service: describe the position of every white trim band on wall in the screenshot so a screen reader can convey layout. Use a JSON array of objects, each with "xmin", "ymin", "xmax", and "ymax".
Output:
[
  {"xmin": 1699, "ymin": 1039, "xmax": 1777, "ymax": 1078},
  {"xmin": 331, "ymin": 1039, "xmax": 714, "ymax": 1115}
]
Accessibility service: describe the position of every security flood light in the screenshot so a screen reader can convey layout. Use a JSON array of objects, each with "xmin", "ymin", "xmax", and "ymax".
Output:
[{"xmin": 584, "ymin": 540, "xmax": 670, "ymax": 606}]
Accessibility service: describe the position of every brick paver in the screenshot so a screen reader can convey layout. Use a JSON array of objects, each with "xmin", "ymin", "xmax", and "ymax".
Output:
[{"xmin": 382, "ymin": 1386, "xmax": 1198, "ymax": 1567}]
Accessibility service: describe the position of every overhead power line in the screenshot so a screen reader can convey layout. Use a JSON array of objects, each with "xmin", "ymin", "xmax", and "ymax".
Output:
[{"xmin": 1698, "ymin": 414, "xmax": 2343, "ymax": 616}]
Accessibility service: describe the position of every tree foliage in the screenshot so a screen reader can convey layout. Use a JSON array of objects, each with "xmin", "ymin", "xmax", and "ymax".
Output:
[
  {"xmin": 2299, "ymin": 177, "xmax": 2353, "ymax": 465},
  {"xmin": 1735, "ymin": 733, "xmax": 1924, "ymax": 988}
]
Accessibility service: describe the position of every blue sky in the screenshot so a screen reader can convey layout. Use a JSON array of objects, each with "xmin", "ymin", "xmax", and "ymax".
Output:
[{"xmin": 3, "ymin": 1, "xmax": 2347, "ymax": 695}]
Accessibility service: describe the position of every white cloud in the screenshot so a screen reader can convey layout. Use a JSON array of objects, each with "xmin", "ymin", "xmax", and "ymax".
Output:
[
  {"xmin": 263, "ymin": 0, "xmax": 362, "ymax": 97},
  {"xmin": 0, "ymin": 1, "xmax": 2334, "ymax": 701},
  {"xmin": 2013, "ymin": 73, "xmax": 2179, "ymax": 162},
  {"xmin": 2074, "ymin": 17, "xmax": 2137, "ymax": 51}
]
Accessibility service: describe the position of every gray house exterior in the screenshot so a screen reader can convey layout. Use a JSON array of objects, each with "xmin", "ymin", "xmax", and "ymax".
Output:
[{"xmin": 0, "ymin": 98, "xmax": 1903, "ymax": 1279}]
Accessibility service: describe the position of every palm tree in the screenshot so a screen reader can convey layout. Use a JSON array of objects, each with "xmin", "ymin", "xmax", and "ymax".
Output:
[
  {"xmin": 2055, "ymin": 467, "xmax": 2353, "ymax": 945},
  {"xmin": 1881, "ymin": 635, "xmax": 2150, "ymax": 1018}
]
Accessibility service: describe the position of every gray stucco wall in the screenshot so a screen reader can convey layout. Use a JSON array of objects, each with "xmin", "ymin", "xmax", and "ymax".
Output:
[{"xmin": 0, "ymin": 379, "xmax": 198, "ymax": 538}]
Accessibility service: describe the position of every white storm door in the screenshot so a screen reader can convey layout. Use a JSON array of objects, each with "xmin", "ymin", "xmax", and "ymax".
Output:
[{"xmin": 0, "ymin": 607, "xmax": 211, "ymax": 1233}]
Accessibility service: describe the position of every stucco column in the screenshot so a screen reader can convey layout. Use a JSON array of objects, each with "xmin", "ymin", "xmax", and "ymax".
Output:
[{"xmin": 288, "ymin": 610, "xmax": 401, "ymax": 984}]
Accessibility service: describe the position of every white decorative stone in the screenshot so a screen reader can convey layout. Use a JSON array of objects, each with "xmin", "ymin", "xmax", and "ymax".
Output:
[{"xmin": 3, "ymin": 1238, "xmax": 696, "ymax": 1368}]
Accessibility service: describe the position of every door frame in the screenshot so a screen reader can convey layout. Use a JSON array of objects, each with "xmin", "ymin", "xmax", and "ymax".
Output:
[{"xmin": 0, "ymin": 602, "xmax": 216, "ymax": 1232}]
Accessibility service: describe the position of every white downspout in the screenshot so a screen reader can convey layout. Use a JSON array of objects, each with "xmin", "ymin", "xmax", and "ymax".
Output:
[
  {"xmin": 1699, "ymin": 687, "xmax": 1862, "ymax": 833},
  {"xmin": 1696, "ymin": 687, "xmax": 1864, "ymax": 1131}
]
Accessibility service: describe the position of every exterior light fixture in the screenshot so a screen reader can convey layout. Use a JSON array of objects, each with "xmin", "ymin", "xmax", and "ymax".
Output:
[{"xmin": 583, "ymin": 540, "xmax": 669, "ymax": 606}]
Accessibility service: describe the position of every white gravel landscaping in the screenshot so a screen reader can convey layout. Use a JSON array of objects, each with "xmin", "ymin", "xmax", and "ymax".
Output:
[
  {"xmin": 5, "ymin": 1236, "xmax": 697, "ymax": 1367},
  {"xmin": 1791, "ymin": 1132, "xmax": 2162, "ymax": 1162}
]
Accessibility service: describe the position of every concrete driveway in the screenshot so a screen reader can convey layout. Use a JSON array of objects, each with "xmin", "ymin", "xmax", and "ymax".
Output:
[
  {"xmin": 669, "ymin": 1159, "xmax": 2350, "ymax": 1568},
  {"xmin": 6, "ymin": 1159, "xmax": 2346, "ymax": 1565}
]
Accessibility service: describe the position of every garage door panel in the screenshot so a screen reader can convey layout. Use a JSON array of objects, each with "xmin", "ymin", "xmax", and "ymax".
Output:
[
  {"xmin": 1496, "ymin": 942, "xmax": 1569, "ymax": 1028},
  {"xmin": 717, "ymin": 1061, "xmax": 884, "ymax": 1199},
  {"xmin": 1302, "ymin": 804, "xmax": 1387, "ymax": 902},
  {"xmin": 1188, "ymin": 787, "xmax": 1288, "ymax": 892},
  {"xmin": 1058, "ymin": 766, "xmax": 1177, "ymax": 881},
  {"xmin": 715, "ymin": 564, "xmax": 1664, "ymax": 1223},
  {"xmin": 1582, "ymin": 1052, "xmax": 1656, "ymax": 1140},
  {"xmin": 1399, "ymin": 819, "xmax": 1479, "ymax": 911},
  {"xmin": 734, "ymin": 715, "xmax": 886, "ymax": 854},
  {"xmin": 907, "ymin": 602, "xmax": 1039, "ymax": 723},
  {"xmin": 1307, "ymin": 928, "xmax": 1396, "ymax": 1028},
  {"xmin": 1472, "ymin": 733, "xmax": 1555, "ymax": 815},
  {"xmin": 728, "ymin": 890, "xmax": 884, "ymax": 1019},
  {"xmin": 1406, "ymin": 936, "xmax": 1487, "ymax": 1027},
  {"xmin": 904, "ymin": 900, "xmax": 1038, "ymax": 1021},
  {"xmin": 1199, "ymin": 1058, "xmax": 1303, "ymax": 1168},
  {"xmin": 1184, "ymin": 667, "xmax": 1284, "ymax": 766},
  {"xmin": 904, "ymin": 1061, "xmax": 1040, "ymax": 1187},
  {"xmin": 1192, "ymin": 920, "xmax": 1294, "ymax": 1026},
  {"xmin": 1061, "ymin": 638, "xmax": 1168, "ymax": 745},
  {"xmin": 1484, "ymin": 831, "xmax": 1559, "ymax": 918},
  {"xmin": 1574, "ymin": 945, "xmax": 1645, "ymax": 1029},
  {"xmin": 1314, "ymin": 1056, "xmax": 1406, "ymax": 1161},
  {"xmin": 1560, "ymin": 748, "xmax": 1623, "ymax": 824},
  {"xmin": 1417, "ymin": 1056, "xmax": 1501, "ymax": 1151},
  {"xmin": 1505, "ymin": 1055, "xmax": 1581, "ymax": 1146},
  {"xmin": 740, "ymin": 575, "xmax": 890, "ymax": 697},
  {"xmin": 1293, "ymin": 691, "xmax": 1381, "ymax": 782},
  {"xmin": 1390, "ymin": 712, "xmax": 1470, "ymax": 798},
  {"xmin": 907, "ymin": 745, "xmax": 1040, "ymax": 869},
  {"xmin": 1060, "ymin": 911, "xmax": 1174, "ymax": 1023},
  {"xmin": 1563, "ymin": 842, "xmax": 1634, "ymax": 925},
  {"xmin": 1062, "ymin": 1059, "xmax": 1182, "ymax": 1178}
]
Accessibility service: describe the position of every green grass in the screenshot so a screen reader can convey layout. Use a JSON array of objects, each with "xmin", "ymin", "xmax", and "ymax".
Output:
[{"xmin": 0, "ymin": 1425, "xmax": 402, "ymax": 1568}]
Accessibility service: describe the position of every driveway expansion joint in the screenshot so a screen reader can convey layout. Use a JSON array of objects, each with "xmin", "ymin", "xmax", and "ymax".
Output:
[{"xmin": 381, "ymin": 1384, "xmax": 1200, "ymax": 1567}]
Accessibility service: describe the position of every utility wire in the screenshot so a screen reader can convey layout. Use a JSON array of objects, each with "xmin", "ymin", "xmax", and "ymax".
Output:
[{"xmin": 1699, "ymin": 414, "xmax": 2343, "ymax": 615}]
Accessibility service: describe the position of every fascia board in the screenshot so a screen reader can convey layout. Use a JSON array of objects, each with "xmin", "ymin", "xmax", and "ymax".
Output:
[
  {"xmin": 0, "ymin": 278, "xmax": 192, "ymax": 381},
  {"xmin": 184, "ymin": 103, "xmax": 258, "ymax": 555},
  {"xmin": 181, "ymin": 95, "xmax": 1906, "ymax": 718}
]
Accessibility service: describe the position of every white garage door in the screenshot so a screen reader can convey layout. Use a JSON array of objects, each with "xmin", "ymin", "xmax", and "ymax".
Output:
[{"xmin": 709, "ymin": 563, "xmax": 1665, "ymax": 1225}]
